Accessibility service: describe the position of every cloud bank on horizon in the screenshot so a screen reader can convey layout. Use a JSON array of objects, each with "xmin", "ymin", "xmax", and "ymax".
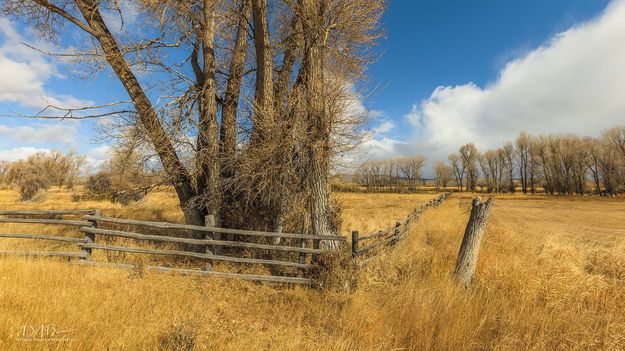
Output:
[{"xmin": 364, "ymin": 0, "xmax": 625, "ymax": 165}]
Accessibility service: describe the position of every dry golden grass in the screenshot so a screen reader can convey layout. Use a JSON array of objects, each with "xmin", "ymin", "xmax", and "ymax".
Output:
[
  {"xmin": 0, "ymin": 188, "xmax": 624, "ymax": 350},
  {"xmin": 336, "ymin": 192, "xmax": 437, "ymax": 236}
]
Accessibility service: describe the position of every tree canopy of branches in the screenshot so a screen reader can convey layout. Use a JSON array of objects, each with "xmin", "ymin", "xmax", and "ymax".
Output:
[{"xmin": 2, "ymin": 0, "xmax": 385, "ymax": 241}]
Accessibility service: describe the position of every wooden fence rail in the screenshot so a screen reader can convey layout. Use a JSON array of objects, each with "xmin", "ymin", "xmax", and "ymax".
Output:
[
  {"xmin": 82, "ymin": 215, "xmax": 346, "ymax": 241},
  {"xmin": 352, "ymin": 192, "xmax": 451, "ymax": 266}
]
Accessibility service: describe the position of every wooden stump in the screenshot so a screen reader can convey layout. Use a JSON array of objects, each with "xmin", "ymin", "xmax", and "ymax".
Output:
[{"xmin": 454, "ymin": 197, "xmax": 494, "ymax": 287}]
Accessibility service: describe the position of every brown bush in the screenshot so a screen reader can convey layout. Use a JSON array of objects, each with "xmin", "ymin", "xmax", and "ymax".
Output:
[
  {"xmin": 84, "ymin": 172, "xmax": 115, "ymax": 199},
  {"xmin": 17, "ymin": 170, "xmax": 50, "ymax": 201},
  {"xmin": 312, "ymin": 248, "xmax": 356, "ymax": 292}
]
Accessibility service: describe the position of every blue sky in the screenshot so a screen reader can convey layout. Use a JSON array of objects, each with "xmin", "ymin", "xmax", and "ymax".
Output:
[
  {"xmin": 0, "ymin": 0, "xmax": 623, "ymax": 168},
  {"xmin": 366, "ymin": 0, "xmax": 610, "ymax": 139}
]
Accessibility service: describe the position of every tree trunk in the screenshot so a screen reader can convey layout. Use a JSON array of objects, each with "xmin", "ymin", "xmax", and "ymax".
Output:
[
  {"xmin": 73, "ymin": 0, "xmax": 204, "ymax": 227},
  {"xmin": 195, "ymin": 0, "xmax": 222, "ymax": 226},
  {"xmin": 454, "ymin": 197, "xmax": 494, "ymax": 287},
  {"xmin": 220, "ymin": 0, "xmax": 251, "ymax": 227},
  {"xmin": 274, "ymin": 17, "xmax": 301, "ymax": 116},
  {"xmin": 251, "ymin": 0, "xmax": 274, "ymax": 142},
  {"xmin": 221, "ymin": 0, "xmax": 250, "ymax": 159},
  {"xmin": 299, "ymin": 0, "xmax": 336, "ymax": 250}
]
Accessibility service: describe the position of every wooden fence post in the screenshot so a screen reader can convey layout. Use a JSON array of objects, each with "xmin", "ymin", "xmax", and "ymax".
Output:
[
  {"xmin": 298, "ymin": 214, "xmax": 310, "ymax": 278},
  {"xmin": 351, "ymin": 231, "xmax": 359, "ymax": 257},
  {"xmin": 83, "ymin": 209, "xmax": 99, "ymax": 260},
  {"xmin": 204, "ymin": 215, "xmax": 215, "ymax": 271},
  {"xmin": 454, "ymin": 197, "xmax": 494, "ymax": 287},
  {"xmin": 391, "ymin": 221, "xmax": 401, "ymax": 245}
]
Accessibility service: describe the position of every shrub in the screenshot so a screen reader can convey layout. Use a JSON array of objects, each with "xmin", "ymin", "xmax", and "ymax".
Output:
[
  {"xmin": 17, "ymin": 170, "xmax": 50, "ymax": 201},
  {"xmin": 84, "ymin": 172, "xmax": 115, "ymax": 199}
]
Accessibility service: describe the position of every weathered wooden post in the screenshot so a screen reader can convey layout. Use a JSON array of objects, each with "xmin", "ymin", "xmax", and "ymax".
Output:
[
  {"xmin": 83, "ymin": 209, "xmax": 99, "ymax": 260},
  {"xmin": 351, "ymin": 231, "xmax": 359, "ymax": 257},
  {"xmin": 454, "ymin": 197, "xmax": 494, "ymax": 287},
  {"xmin": 204, "ymin": 215, "xmax": 215, "ymax": 271},
  {"xmin": 391, "ymin": 221, "xmax": 401, "ymax": 245},
  {"xmin": 208, "ymin": 214, "xmax": 223, "ymax": 255}
]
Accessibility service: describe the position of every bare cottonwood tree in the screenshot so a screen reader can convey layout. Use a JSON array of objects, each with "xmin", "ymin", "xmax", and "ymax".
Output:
[
  {"xmin": 501, "ymin": 142, "xmax": 516, "ymax": 193},
  {"xmin": 516, "ymin": 132, "xmax": 531, "ymax": 194},
  {"xmin": 433, "ymin": 161, "xmax": 452, "ymax": 192},
  {"xmin": 2, "ymin": 0, "xmax": 385, "ymax": 244},
  {"xmin": 449, "ymin": 153, "xmax": 465, "ymax": 191},
  {"xmin": 459, "ymin": 143, "xmax": 478, "ymax": 192}
]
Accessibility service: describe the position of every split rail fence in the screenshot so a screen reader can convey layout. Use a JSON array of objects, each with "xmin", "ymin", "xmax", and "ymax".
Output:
[
  {"xmin": 351, "ymin": 192, "xmax": 451, "ymax": 266},
  {"xmin": 0, "ymin": 193, "xmax": 451, "ymax": 286}
]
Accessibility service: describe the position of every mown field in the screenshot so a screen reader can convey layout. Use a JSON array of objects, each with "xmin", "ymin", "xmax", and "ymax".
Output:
[{"xmin": 0, "ymin": 188, "xmax": 623, "ymax": 350}]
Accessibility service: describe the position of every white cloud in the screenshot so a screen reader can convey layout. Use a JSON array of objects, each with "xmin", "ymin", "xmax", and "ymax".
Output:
[
  {"xmin": 0, "ymin": 19, "xmax": 89, "ymax": 109},
  {"xmin": 371, "ymin": 120, "xmax": 395, "ymax": 136},
  {"xmin": 0, "ymin": 123, "xmax": 79, "ymax": 146},
  {"xmin": 102, "ymin": 0, "xmax": 142, "ymax": 33},
  {"xmin": 361, "ymin": 137, "xmax": 407, "ymax": 160},
  {"xmin": 85, "ymin": 145, "xmax": 113, "ymax": 169},
  {"xmin": 0, "ymin": 147, "xmax": 51, "ymax": 161},
  {"xmin": 365, "ymin": 0, "xmax": 625, "ymax": 165}
]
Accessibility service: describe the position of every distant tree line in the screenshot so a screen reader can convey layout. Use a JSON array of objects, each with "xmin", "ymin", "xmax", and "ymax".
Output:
[
  {"xmin": 0, "ymin": 148, "xmax": 158, "ymax": 202},
  {"xmin": 0, "ymin": 151, "xmax": 86, "ymax": 201},
  {"xmin": 357, "ymin": 156, "xmax": 426, "ymax": 192},
  {"xmin": 441, "ymin": 127, "xmax": 625, "ymax": 196}
]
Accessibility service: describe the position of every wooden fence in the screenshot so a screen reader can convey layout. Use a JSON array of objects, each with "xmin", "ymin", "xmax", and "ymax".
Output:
[
  {"xmin": 351, "ymin": 192, "xmax": 451, "ymax": 266},
  {"xmin": 0, "ymin": 209, "xmax": 97, "ymax": 259},
  {"xmin": 0, "ymin": 209, "xmax": 345, "ymax": 285},
  {"xmin": 0, "ymin": 193, "xmax": 450, "ymax": 286}
]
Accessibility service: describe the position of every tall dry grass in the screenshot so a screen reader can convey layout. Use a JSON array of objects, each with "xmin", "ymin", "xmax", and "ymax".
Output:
[{"xmin": 0, "ymin": 189, "xmax": 623, "ymax": 350}]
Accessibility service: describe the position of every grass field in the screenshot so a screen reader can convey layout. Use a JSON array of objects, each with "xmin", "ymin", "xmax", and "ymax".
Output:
[{"xmin": 0, "ymin": 188, "xmax": 623, "ymax": 350}]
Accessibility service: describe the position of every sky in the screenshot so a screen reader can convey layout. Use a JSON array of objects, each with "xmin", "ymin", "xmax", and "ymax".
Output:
[{"xmin": 0, "ymin": 0, "xmax": 623, "ymax": 171}]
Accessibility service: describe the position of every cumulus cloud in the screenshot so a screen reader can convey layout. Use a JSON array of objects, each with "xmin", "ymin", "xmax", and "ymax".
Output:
[
  {"xmin": 0, "ymin": 123, "xmax": 79, "ymax": 146},
  {"xmin": 0, "ymin": 147, "xmax": 51, "ymax": 161},
  {"xmin": 0, "ymin": 19, "xmax": 88, "ymax": 109},
  {"xmin": 366, "ymin": 0, "xmax": 625, "ymax": 164},
  {"xmin": 85, "ymin": 145, "xmax": 113, "ymax": 169},
  {"xmin": 371, "ymin": 120, "xmax": 395, "ymax": 136}
]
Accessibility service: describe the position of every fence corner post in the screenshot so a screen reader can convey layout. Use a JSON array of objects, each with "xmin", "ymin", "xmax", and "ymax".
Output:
[
  {"xmin": 204, "ymin": 214, "xmax": 215, "ymax": 271},
  {"xmin": 351, "ymin": 231, "xmax": 359, "ymax": 258},
  {"xmin": 453, "ymin": 197, "xmax": 494, "ymax": 287},
  {"xmin": 83, "ymin": 209, "xmax": 99, "ymax": 260}
]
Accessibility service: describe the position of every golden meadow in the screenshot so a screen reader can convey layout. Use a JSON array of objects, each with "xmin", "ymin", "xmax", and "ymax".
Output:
[{"xmin": 0, "ymin": 187, "xmax": 623, "ymax": 350}]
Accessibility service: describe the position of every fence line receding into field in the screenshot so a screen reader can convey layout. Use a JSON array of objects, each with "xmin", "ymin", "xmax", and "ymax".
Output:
[
  {"xmin": 0, "ymin": 193, "xmax": 451, "ymax": 286},
  {"xmin": 351, "ymin": 192, "xmax": 451, "ymax": 266}
]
